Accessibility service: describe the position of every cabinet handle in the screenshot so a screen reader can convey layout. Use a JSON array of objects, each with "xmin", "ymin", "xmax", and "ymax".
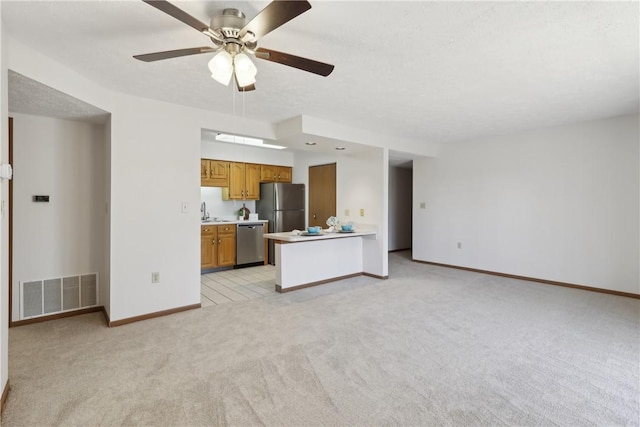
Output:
[
  {"xmin": 313, "ymin": 214, "xmax": 316, "ymax": 219},
  {"xmin": 212, "ymin": 239, "xmax": 215, "ymax": 245},
  {"xmin": 218, "ymin": 239, "xmax": 221, "ymax": 244}
]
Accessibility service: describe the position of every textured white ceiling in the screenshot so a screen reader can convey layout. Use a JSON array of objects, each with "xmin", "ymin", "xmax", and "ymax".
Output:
[
  {"xmin": 9, "ymin": 70, "xmax": 109, "ymax": 124},
  {"xmin": 2, "ymin": 1, "xmax": 638, "ymax": 146}
]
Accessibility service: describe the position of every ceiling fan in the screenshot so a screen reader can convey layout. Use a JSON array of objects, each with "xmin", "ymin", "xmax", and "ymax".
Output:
[{"xmin": 134, "ymin": 0, "xmax": 334, "ymax": 92}]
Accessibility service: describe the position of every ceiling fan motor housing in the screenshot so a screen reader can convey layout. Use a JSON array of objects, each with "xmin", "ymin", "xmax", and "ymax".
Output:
[{"xmin": 211, "ymin": 9, "xmax": 246, "ymax": 39}]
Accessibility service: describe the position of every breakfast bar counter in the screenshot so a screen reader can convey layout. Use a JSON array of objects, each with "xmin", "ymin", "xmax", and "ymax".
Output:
[{"xmin": 264, "ymin": 229, "xmax": 377, "ymax": 292}]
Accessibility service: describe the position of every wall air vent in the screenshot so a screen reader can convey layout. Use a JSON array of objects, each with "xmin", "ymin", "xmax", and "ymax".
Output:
[{"xmin": 20, "ymin": 273, "xmax": 99, "ymax": 320}]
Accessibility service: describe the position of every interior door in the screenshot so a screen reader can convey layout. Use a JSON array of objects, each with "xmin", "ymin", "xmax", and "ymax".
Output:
[{"xmin": 308, "ymin": 163, "xmax": 336, "ymax": 227}]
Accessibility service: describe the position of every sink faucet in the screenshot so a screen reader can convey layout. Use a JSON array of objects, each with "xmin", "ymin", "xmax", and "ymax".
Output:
[{"xmin": 200, "ymin": 202, "xmax": 208, "ymax": 220}]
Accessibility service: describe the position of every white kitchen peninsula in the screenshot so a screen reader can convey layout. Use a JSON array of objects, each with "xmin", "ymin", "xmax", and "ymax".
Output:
[{"xmin": 263, "ymin": 229, "xmax": 377, "ymax": 292}]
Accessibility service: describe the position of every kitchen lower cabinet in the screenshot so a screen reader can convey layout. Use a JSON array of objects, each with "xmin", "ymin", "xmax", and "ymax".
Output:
[
  {"xmin": 216, "ymin": 225, "xmax": 236, "ymax": 267},
  {"xmin": 201, "ymin": 225, "xmax": 237, "ymax": 270},
  {"xmin": 201, "ymin": 226, "xmax": 217, "ymax": 269}
]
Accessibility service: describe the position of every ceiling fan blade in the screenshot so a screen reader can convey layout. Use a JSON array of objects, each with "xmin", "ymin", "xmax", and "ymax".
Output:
[
  {"xmin": 255, "ymin": 48, "xmax": 334, "ymax": 77},
  {"xmin": 143, "ymin": 0, "xmax": 211, "ymax": 34},
  {"xmin": 133, "ymin": 47, "xmax": 216, "ymax": 62},
  {"xmin": 238, "ymin": 83, "xmax": 256, "ymax": 92},
  {"xmin": 240, "ymin": 1, "xmax": 311, "ymax": 42},
  {"xmin": 235, "ymin": 75, "xmax": 256, "ymax": 92}
]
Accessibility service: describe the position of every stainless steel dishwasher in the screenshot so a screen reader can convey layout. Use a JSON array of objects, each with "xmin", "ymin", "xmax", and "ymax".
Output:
[{"xmin": 236, "ymin": 223, "xmax": 265, "ymax": 266}]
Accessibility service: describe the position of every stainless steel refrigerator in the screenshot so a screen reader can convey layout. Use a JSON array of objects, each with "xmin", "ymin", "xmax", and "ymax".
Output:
[{"xmin": 256, "ymin": 183, "xmax": 305, "ymax": 264}]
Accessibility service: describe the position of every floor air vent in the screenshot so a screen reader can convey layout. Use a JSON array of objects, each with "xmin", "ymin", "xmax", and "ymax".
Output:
[{"xmin": 20, "ymin": 273, "xmax": 98, "ymax": 319}]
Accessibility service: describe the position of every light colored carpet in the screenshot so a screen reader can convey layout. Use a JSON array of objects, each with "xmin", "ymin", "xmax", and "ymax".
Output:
[{"xmin": 3, "ymin": 251, "xmax": 639, "ymax": 426}]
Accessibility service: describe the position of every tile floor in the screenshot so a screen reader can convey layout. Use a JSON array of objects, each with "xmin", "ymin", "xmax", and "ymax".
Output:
[{"xmin": 200, "ymin": 264, "xmax": 277, "ymax": 307}]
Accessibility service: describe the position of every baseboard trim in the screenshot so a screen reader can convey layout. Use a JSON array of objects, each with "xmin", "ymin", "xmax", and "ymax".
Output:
[
  {"xmin": 10, "ymin": 306, "xmax": 104, "ymax": 328},
  {"xmin": 101, "ymin": 306, "xmax": 111, "ymax": 326},
  {"xmin": 388, "ymin": 248, "xmax": 411, "ymax": 253},
  {"xmin": 1, "ymin": 379, "xmax": 9, "ymax": 414},
  {"xmin": 363, "ymin": 272, "xmax": 389, "ymax": 279},
  {"xmin": 276, "ymin": 273, "xmax": 363, "ymax": 293},
  {"xmin": 108, "ymin": 303, "xmax": 201, "ymax": 327},
  {"xmin": 414, "ymin": 259, "xmax": 640, "ymax": 299}
]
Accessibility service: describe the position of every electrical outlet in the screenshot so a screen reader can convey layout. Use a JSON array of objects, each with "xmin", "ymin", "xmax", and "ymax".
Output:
[
  {"xmin": 457, "ymin": 242, "xmax": 462, "ymax": 249},
  {"xmin": 345, "ymin": 209, "xmax": 350, "ymax": 216},
  {"xmin": 181, "ymin": 202, "xmax": 188, "ymax": 213},
  {"xmin": 152, "ymin": 272, "xmax": 160, "ymax": 283},
  {"xmin": 360, "ymin": 208, "xmax": 365, "ymax": 217}
]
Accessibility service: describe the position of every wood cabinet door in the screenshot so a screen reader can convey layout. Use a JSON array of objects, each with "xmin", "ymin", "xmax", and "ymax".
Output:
[
  {"xmin": 308, "ymin": 163, "xmax": 336, "ymax": 227},
  {"xmin": 244, "ymin": 163, "xmax": 261, "ymax": 199},
  {"xmin": 201, "ymin": 159, "xmax": 211, "ymax": 186},
  {"xmin": 201, "ymin": 227, "xmax": 217, "ymax": 269},
  {"xmin": 260, "ymin": 164, "xmax": 277, "ymax": 182},
  {"xmin": 228, "ymin": 162, "xmax": 245, "ymax": 199},
  {"xmin": 209, "ymin": 160, "xmax": 229, "ymax": 187},
  {"xmin": 276, "ymin": 166, "xmax": 292, "ymax": 183},
  {"xmin": 217, "ymin": 225, "xmax": 236, "ymax": 266}
]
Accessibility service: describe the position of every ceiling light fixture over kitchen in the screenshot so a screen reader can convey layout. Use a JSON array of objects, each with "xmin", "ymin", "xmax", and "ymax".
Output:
[
  {"xmin": 305, "ymin": 142, "xmax": 317, "ymax": 145},
  {"xmin": 335, "ymin": 147, "xmax": 346, "ymax": 151},
  {"xmin": 215, "ymin": 133, "xmax": 286, "ymax": 150}
]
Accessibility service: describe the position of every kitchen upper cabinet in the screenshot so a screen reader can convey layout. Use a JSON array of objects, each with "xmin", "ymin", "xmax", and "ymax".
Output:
[
  {"xmin": 201, "ymin": 225, "xmax": 236, "ymax": 270},
  {"xmin": 245, "ymin": 163, "xmax": 261, "ymax": 198},
  {"xmin": 227, "ymin": 162, "xmax": 245, "ymax": 199},
  {"xmin": 224, "ymin": 162, "xmax": 261, "ymax": 200},
  {"xmin": 276, "ymin": 166, "xmax": 292, "ymax": 183},
  {"xmin": 260, "ymin": 165, "xmax": 292, "ymax": 183},
  {"xmin": 201, "ymin": 159, "xmax": 229, "ymax": 187}
]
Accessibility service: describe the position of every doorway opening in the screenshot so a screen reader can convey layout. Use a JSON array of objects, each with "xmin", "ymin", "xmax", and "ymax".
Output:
[{"xmin": 388, "ymin": 158, "xmax": 413, "ymax": 256}]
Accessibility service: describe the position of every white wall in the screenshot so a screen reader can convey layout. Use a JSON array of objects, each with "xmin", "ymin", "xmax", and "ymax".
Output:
[
  {"xmin": 101, "ymin": 117, "xmax": 111, "ymax": 315},
  {"xmin": 200, "ymin": 139, "xmax": 295, "ymax": 220},
  {"xmin": 293, "ymin": 148, "xmax": 388, "ymax": 277},
  {"xmin": 0, "ymin": 4, "xmax": 8, "ymax": 398},
  {"xmin": 11, "ymin": 114, "xmax": 106, "ymax": 321},
  {"xmin": 413, "ymin": 115, "xmax": 640, "ymax": 294},
  {"xmin": 388, "ymin": 166, "xmax": 412, "ymax": 251},
  {"xmin": 108, "ymin": 94, "xmax": 202, "ymax": 321}
]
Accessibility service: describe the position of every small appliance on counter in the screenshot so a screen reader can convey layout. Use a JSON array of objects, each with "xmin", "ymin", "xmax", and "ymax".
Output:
[{"xmin": 238, "ymin": 203, "xmax": 250, "ymax": 220}]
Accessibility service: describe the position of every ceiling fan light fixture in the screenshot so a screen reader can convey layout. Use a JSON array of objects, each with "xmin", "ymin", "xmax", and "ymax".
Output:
[
  {"xmin": 208, "ymin": 50, "xmax": 233, "ymax": 85},
  {"xmin": 234, "ymin": 53, "xmax": 257, "ymax": 87}
]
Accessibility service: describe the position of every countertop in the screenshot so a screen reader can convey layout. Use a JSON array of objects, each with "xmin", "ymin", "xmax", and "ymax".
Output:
[
  {"xmin": 264, "ymin": 229, "xmax": 376, "ymax": 242},
  {"xmin": 201, "ymin": 219, "xmax": 268, "ymax": 226}
]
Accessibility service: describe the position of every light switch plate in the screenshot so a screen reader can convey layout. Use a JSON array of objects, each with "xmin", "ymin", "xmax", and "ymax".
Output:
[
  {"xmin": 360, "ymin": 208, "xmax": 365, "ymax": 217},
  {"xmin": 345, "ymin": 209, "xmax": 350, "ymax": 216},
  {"xmin": 420, "ymin": 202, "xmax": 426, "ymax": 209}
]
